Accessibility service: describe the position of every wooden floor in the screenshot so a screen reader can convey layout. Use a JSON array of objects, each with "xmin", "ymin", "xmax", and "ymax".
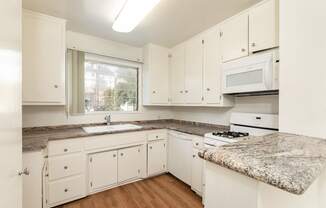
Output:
[{"xmin": 57, "ymin": 174, "xmax": 203, "ymax": 208}]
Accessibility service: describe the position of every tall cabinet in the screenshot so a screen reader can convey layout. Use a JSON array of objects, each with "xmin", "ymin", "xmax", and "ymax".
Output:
[
  {"xmin": 22, "ymin": 10, "xmax": 66, "ymax": 105},
  {"xmin": 143, "ymin": 44, "xmax": 170, "ymax": 105}
]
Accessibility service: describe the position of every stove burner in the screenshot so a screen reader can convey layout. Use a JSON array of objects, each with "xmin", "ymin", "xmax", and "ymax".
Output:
[{"xmin": 212, "ymin": 131, "xmax": 249, "ymax": 139}]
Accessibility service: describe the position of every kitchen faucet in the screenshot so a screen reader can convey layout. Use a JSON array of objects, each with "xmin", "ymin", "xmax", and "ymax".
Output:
[{"xmin": 105, "ymin": 114, "xmax": 111, "ymax": 125}]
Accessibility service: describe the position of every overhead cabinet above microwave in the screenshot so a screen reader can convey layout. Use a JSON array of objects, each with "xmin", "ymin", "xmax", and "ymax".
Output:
[{"xmin": 220, "ymin": 0, "xmax": 279, "ymax": 63}]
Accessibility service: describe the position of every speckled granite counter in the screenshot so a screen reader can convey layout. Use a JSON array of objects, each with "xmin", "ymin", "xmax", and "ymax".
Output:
[
  {"xmin": 23, "ymin": 119, "xmax": 228, "ymax": 152},
  {"xmin": 201, "ymin": 132, "xmax": 326, "ymax": 195}
]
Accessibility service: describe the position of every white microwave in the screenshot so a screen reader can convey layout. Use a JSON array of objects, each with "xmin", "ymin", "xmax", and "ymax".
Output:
[{"xmin": 222, "ymin": 50, "xmax": 279, "ymax": 94}]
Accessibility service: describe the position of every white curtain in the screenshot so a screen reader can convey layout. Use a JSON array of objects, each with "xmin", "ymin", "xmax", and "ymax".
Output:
[{"xmin": 68, "ymin": 49, "xmax": 85, "ymax": 114}]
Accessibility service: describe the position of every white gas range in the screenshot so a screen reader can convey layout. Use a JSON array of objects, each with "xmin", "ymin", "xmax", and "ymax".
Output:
[{"xmin": 204, "ymin": 113, "xmax": 279, "ymax": 148}]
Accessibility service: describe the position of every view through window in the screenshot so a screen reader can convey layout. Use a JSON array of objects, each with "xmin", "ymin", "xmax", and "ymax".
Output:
[{"xmin": 84, "ymin": 60, "xmax": 138, "ymax": 112}]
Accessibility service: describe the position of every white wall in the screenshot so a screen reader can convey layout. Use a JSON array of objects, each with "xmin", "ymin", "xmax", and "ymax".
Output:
[
  {"xmin": 279, "ymin": 0, "xmax": 326, "ymax": 138},
  {"xmin": 172, "ymin": 95, "xmax": 279, "ymax": 125},
  {"xmin": 23, "ymin": 95, "xmax": 278, "ymax": 127},
  {"xmin": 22, "ymin": 106, "xmax": 173, "ymax": 127},
  {"xmin": 66, "ymin": 31, "xmax": 143, "ymax": 62}
]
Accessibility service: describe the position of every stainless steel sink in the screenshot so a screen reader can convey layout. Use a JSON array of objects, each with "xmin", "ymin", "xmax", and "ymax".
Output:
[{"xmin": 82, "ymin": 124, "xmax": 142, "ymax": 134}]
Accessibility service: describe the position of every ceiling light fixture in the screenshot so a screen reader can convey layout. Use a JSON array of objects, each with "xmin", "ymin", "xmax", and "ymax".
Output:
[{"xmin": 112, "ymin": 0, "xmax": 161, "ymax": 33}]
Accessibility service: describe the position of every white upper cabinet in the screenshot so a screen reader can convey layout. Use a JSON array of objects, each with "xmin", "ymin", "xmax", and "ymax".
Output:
[
  {"xmin": 22, "ymin": 10, "xmax": 66, "ymax": 105},
  {"xmin": 185, "ymin": 36, "xmax": 204, "ymax": 104},
  {"xmin": 249, "ymin": 0, "xmax": 279, "ymax": 53},
  {"xmin": 220, "ymin": 12, "xmax": 249, "ymax": 63},
  {"xmin": 170, "ymin": 43, "xmax": 186, "ymax": 104},
  {"xmin": 143, "ymin": 44, "xmax": 170, "ymax": 105},
  {"xmin": 203, "ymin": 27, "xmax": 222, "ymax": 105}
]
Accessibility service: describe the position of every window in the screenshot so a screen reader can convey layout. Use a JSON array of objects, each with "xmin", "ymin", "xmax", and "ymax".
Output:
[{"xmin": 84, "ymin": 60, "xmax": 138, "ymax": 113}]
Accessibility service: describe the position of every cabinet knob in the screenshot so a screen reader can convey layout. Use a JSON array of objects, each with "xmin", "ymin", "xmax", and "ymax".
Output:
[
  {"xmin": 185, "ymin": 90, "xmax": 189, "ymax": 93},
  {"xmin": 54, "ymin": 85, "xmax": 59, "ymax": 88},
  {"xmin": 64, "ymin": 148, "xmax": 68, "ymax": 152},
  {"xmin": 64, "ymin": 166, "xmax": 68, "ymax": 170},
  {"xmin": 206, "ymin": 88, "xmax": 210, "ymax": 91},
  {"xmin": 196, "ymin": 142, "xmax": 199, "ymax": 146},
  {"xmin": 180, "ymin": 91, "xmax": 183, "ymax": 93},
  {"xmin": 241, "ymin": 48, "xmax": 246, "ymax": 52},
  {"xmin": 152, "ymin": 91, "xmax": 156, "ymax": 94},
  {"xmin": 113, "ymin": 154, "xmax": 116, "ymax": 158},
  {"xmin": 251, "ymin": 43, "xmax": 256, "ymax": 47},
  {"xmin": 149, "ymin": 146, "xmax": 152, "ymax": 149},
  {"xmin": 64, "ymin": 188, "xmax": 69, "ymax": 193},
  {"xmin": 156, "ymin": 135, "xmax": 159, "ymax": 138},
  {"xmin": 120, "ymin": 153, "xmax": 124, "ymax": 156},
  {"xmin": 193, "ymin": 155, "xmax": 196, "ymax": 158}
]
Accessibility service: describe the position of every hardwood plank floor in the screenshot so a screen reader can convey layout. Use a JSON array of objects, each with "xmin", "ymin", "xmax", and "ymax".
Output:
[{"xmin": 57, "ymin": 174, "xmax": 203, "ymax": 208}]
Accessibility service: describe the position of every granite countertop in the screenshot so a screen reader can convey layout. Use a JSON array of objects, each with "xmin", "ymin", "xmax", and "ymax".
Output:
[
  {"xmin": 200, "ymin": 132, "xmax": 326, "ymax": 195},
  {"xmin": 23, "ymin": 119, "xmax": 228, "ymax": 152}
]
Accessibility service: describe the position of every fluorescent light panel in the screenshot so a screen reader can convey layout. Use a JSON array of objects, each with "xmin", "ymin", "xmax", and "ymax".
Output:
[{"xmin": 112, "ymin": 0, "xmax": 160, "ymax": 33}]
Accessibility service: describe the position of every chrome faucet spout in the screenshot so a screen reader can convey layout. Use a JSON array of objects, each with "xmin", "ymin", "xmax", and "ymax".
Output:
[{"xmin": 105, "ymin": 115, "xmax": 111, "ymax": 126}]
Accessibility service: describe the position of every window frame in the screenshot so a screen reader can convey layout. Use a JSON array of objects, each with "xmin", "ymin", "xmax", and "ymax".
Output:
[{"xmin": 83, "ymin": 53, "xmax": 142, "ymax": 115}]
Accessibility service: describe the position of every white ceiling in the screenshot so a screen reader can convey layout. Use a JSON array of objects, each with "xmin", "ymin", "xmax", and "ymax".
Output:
[{"xmin": 22, "ymin": 0, "xmax": 261, "ymax": 47}]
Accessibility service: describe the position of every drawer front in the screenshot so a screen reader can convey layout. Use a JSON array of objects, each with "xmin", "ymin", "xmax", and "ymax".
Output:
[
  {"xmin": 48, "ymin": 175, "xmax": 84, "ymax": 205},
  {"xmin": 192, "ymin": 136, "xmax": 204, "ymax": 149},
  {"xmin": 48, "ymin": 139, "xmax": 83, "ymax": 156},
  {"xmin": 148, "ymin": 130, "xmax": 167, "ymax": 141},
  {"xmin": 48, "ymin": 153, "xmax": 84, "ymax": 181}
]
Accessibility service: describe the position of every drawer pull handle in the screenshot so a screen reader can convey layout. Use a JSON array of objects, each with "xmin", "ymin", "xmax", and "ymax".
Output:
[
  {"xmin": 64, "ymin": 148, "xmax": 68, "ymax": 152},
  {"xmin": 64, "ymin": 188, "xmax": 68, "ymax": 193},
  {"xmin": 64, "ymin": 166, "xmax": 68, "ymax": 170}
]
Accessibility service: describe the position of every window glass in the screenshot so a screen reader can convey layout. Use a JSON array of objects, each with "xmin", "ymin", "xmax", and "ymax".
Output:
[{"xmin": 84, "ymin": 60, "xmax": 138, "ymax": 112}]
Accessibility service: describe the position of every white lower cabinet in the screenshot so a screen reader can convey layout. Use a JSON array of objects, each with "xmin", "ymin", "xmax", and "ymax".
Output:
[
  {"xmin": 23, "ymin": 151, "xmax": 44, "ymax": 208},
  {"xmin": 118, "ymin": 146, "xmax": 142, "ymax": 183},
  {"xmin": 48, "ymin": 175, "xmax": 85, "ymax": 205},
  {"xmin": 191, "ymin": 148, "xmax": 204, "ymax": 195},
  {"xmin": 44, "ymin": 130, "xmax": 206, "ymax": 207},
  {"xmin": 88, "ymin": 150, "xmax": 118, "ymax": 192},
  {"xmin": 148, "ymin": 140, "xmax": 167, "ymax": 176}
]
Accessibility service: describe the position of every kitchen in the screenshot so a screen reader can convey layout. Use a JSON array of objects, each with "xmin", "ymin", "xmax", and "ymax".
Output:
[{"xmin": 1, "ymin": 0, "xmax": 326, "ymax": 208}]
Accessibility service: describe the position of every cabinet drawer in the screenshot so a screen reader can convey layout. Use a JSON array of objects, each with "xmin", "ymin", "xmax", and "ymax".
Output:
[
  {"xmin": 48, "ymin": 175, "xmax": 84, "ymax": 205},
  {"xmin": 48, "ymin": 139, "xmax": 83, "ymax": 156},
  {"xmin": 48, "ymin": 153, "xmax": 84, "ymax": 181},
  {"xmin": 148, "ymin": 130, "xmax": 167, "ymax": 141},
  {"xmin": 192, "ymin": 136, "xmax": 204, "ymax": 149}
]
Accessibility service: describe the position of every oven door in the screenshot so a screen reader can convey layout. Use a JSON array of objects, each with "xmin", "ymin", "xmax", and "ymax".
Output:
[{"xmin": 222, "ymin": 53, "xmax": 274, "ymax": 94}]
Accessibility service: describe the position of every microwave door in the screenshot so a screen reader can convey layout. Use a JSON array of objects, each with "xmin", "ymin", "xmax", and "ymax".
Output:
[{"xmin": 223, "ymin": 62, "xmax": 270, "ymax": 94}]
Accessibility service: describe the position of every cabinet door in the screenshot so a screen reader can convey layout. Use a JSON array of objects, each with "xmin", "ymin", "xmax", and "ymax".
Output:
[
  {"xmin": 118, "ymin": 146, "xmax": 141, "ymax": 183},
  {"xmin": 23, "ymin": 151, "xmax": 43, "ymax": 208},
  {"xmin": 170, "ymin": 44, "xmax": 186, "ymax": 104},
  {"xmin": 249, "ymin": 0, "xmax": 279, "ymax": 53},
  {"xmin": 89, "ymin": 150, "xmax": 118, "ymax": 191},
  {"xmin": 148, "ymin": 141, "xmax": 167, "ymax": 176},
  {"xmin": 22, "ymin": 11, "xmax": 65, "ymax": 105},
  {"xmin": 220, "ymin": 12, "xmax": 249, "ymax": 62},
  {"xmin": 168, "ymin": 132, "xmax": 193, "ymax": 185},
  {"xmin": 191, "ymin": 148, "xmax": 203, "ymax": 195},
  {"xmin": 149, "ymin": 45, "xmax": 170, "ymax": 104},
  {"xmin": 203, "ymin": 28, "xmax": 222, "ymax": 104},
  {"xmin": 185, "ymin": 37, "xmax": 204, "ymax": 104}
]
